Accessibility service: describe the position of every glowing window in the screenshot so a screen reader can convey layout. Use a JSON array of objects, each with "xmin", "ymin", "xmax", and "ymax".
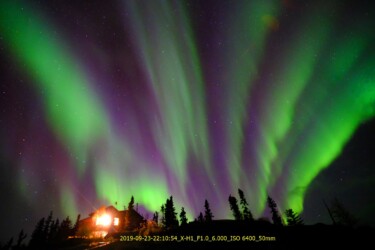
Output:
[
  {"xmin": 114, "ymin": 217, "xmax": 119, "ymax": 226},
  {"xmin": 96, "ymin": 214, "xmax": 111, "ymax": 227}
]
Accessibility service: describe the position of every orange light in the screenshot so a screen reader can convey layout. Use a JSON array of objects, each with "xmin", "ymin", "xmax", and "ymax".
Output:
[
  {"xmin": 96, "ymin": 214, "xmax": 111, "ymax": 227},
  {"xmin": 114, "ymin": 217, "xmax": 119, "ymax": 226}
]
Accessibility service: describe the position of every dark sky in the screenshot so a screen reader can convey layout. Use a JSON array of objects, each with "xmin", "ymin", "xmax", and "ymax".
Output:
[{"xmin": 0, "ymin": 0, "xmax": 375, "ymax": 243}]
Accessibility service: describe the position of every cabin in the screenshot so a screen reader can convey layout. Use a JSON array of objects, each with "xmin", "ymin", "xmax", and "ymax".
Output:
[{"xmin": 76, "ymin": 205, "xmax": 145, "ymax": 238}]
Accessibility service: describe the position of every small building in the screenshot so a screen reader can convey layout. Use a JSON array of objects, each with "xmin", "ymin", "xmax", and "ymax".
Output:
[{"xmin": 76, "ymin": 205, "xmax": 145, "ymax": 238}]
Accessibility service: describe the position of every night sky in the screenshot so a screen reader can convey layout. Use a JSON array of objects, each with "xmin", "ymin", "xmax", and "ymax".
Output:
[{"xmin": 1, "ymin": 0, "xmax": 375, "ymax": 242}]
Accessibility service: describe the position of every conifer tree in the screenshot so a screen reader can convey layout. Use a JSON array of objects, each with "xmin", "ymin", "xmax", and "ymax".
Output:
[
  {"xmin": 285, "ymin": 209, "xmax": 304, "ymax": 226},
  {"xmin": 160, "ymin": 205, "xmax": 166, "ymax": 228},
  {"xmin": 204, "ymin": 200, "xmax": 213, "ymax": 222},
  {"xmin": 57, "ymin": 216, "xmax": 72, "ymax": 241},
  {"xmin": 43, "ymin": 211, "xmax": 53, "ymax": 243},
  {"xmin": 228, "ymin": 195, "xmax": 242, "ymax": 220},
  {"xmin": 180, "ymin": 207, "xmax": 188, "ymax": 226},
  {"xmin": 331, "ymin": 198, "xmax": 358, "ymax": 227},
  {"xmin": 29, "ymin": 217, "xmax": 45, "ymax": 248},
  {"xmin": 48, "ymin": 219, "xmax": 59, "ymax": 244},
  {"xmin": 128, "ymin": 196, "xmax": 135, "ymax": 211},
  {"xmin": 152, "ymin": 211, "xmax": 159, "ymax": 224},
  {"xmin": 72, "ymin": 214, "xmax": 81, "ymax": 235},
  {"xmin": 238, "ymin": 189, "xmax": 254, "ymax": 221},
  {"xmin": 16, "ymin": 229, "xmax": 27, "ymax": 248},
  {"xmin": 267, "ymin": 196, "xmax": 283, "ymax": 226},
  {"xmin": 197, "ymin": 212, "xmax": 204, "ymax": 223},
  {"xmin": 165, "ymin": 196, "xmax": 178, "ymax": 228},
  {"xmin": 125, "ymin": 196, "xmax": 135, "ymax": 229}
]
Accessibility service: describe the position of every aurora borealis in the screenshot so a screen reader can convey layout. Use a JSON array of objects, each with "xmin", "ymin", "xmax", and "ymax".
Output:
[{"xmin": 0, "ymin": 0, "xmax": 375, "ymax": 241}]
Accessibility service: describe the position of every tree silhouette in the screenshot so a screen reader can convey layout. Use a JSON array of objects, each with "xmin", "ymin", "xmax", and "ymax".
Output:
[
  {"xmin": 197, "ymin": 212, "xmax": 204, "ymax": 223},
  {"xmin": 285, "ymin": 209, "xmax": 304, "ymax": 226},
  {"xmin": 72, "ymin": 214, "xmax": 81, "ymax": 235},
  {"xmin": 128, "ymin": 196, "xmax": 135, "ymax": 211},
  {"xmin": 56, "ymin": 216, "xmax": 72, "ymax": 241},
  {"xmin": 267, "ymin": 196, "xmax": 283, "ymax": 226},
  {"xmin": 153, "ymin": 211, "xmax": 159, "ymax": 224},
  {"xmin": 164, "ymin": 196, "xmax": 179, "ymax": 229},
  {"xmin": 48, "ymin": 218, "xmax": 59, "ymax": 244},
  {"xmin": 204, "ymin": 200, "xmax": 214, "ymax": 222},
  {"xmin": 160, "ymin": 205, "xmax": 166, "ymax": 228},
  {"xmin": 42, "ymin": 211, "xmax": 53, "ymax": 244},
  {"xmin": 29, "ymin": 217, "xmax": 45, "ymax": 248},
  {"xmin": 331, "ymin": 198, "xmax": 358, "ymax": 227},
  {"xmin": 323, "ymin": 199, "xmax": 336, "ymax": 225},
  {"xmin": 180, "ymin": 207, "xmax": 188, "ymax": 226},
  {"xmin": 15, "ymin": 229, "xmax": 27, "ymax": 248},
  {"xmin": 228, "ymin": 195, "xmax": 242, "ymax": 220},
  {"xmin": 238, "ymin": 189, "xmax": 254, "ymax": 221},
  {"xmin": 125, "ymin": 196, "xmax": 135, "ymax": 229}
]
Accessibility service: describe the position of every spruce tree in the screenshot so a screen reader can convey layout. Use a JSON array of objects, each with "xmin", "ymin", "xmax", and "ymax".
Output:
[
  {"xmin": 125, "ymin": 196, "xmax": 135, "ymax": 229},
  {"xmin": 238, "ymin": 189, "xmax": 254, "ymax": 221},
  {"xmin": 180, "ymin": 207, "xmax": 188, "ymax": 226},
  {"xmin": 267, "ymin": 196, "xmax": 283, "ymax": 226},
  {"xmin": 48, "ymin": 219, "xmax": 59, "ymax": 244},
  {"xmin": 285, "ymin": 209, "xmax": 304, "ymax": 226},
  {"xmin": 29, "ymin": 217, "xmax": 45, "ymax": 248},
  {"xmin": 43, "ymin": 211, "xmax": 53, "ymax": 243},
  {"xmin": 204, "ymin": 200, "xmax": 213, "ymax": 222},
  {"xmin": 197, "ymin": 212, "xmax": 204, "ymax": 223},
  {"xmin": 128, "ymin": 196, "xmax": 135, "ymax": 210},
  {"xmin": 331, "ymin": 198, "xmax": 358, "ymax": 227},
  {"xmin": 72, "ymin": 214, "xmax": 81, "ymax": 235},
  {"xmin": 16, "ymin": 230, "xmax": 27, "ymax": 248},
  {"xmin": 152, "ymin": 211, "xmax": 159, "ymax": 224},
  {"xmin": 228, "ymin": 195, "xmax": 242, "ymax": 220},
  {"xmin": 165, "ymin": 196, "xmax": 178, "ymax": 228},
  {"xmin": 160, "ymin": 205, "xmax": 166, "ymax": 228},
  {"xmin": 57, "ymin": 216, "xmax": 72, "ymax": 241}
]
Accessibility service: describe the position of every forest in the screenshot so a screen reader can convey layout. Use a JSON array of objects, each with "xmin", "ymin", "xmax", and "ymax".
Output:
[{"xmin": 0, "ymin": 189, "xmax": 372, "ymax": 249}]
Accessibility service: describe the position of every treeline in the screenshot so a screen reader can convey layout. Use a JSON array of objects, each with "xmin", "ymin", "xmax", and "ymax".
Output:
[
  {"xmin": 151, "ymin": 189, "xmax": 303, "ymax": 230},
  {"xmin": 28, "ymin": 211, "xmax": 80, "ymax": 248},
  {"xmin": 0, "ymin": 231, "xmax": 26, "ymax": 250},
  {"xmin": 0, "ymin": 189, "xmax": 358, "ymax": 249},
  {"xmin": 150, "ymin": 189, "xmax": 357, "ymax": 230},
  {"xmin": 0, "ymin": 212, "xmax": 81, "ymax": 250}
]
